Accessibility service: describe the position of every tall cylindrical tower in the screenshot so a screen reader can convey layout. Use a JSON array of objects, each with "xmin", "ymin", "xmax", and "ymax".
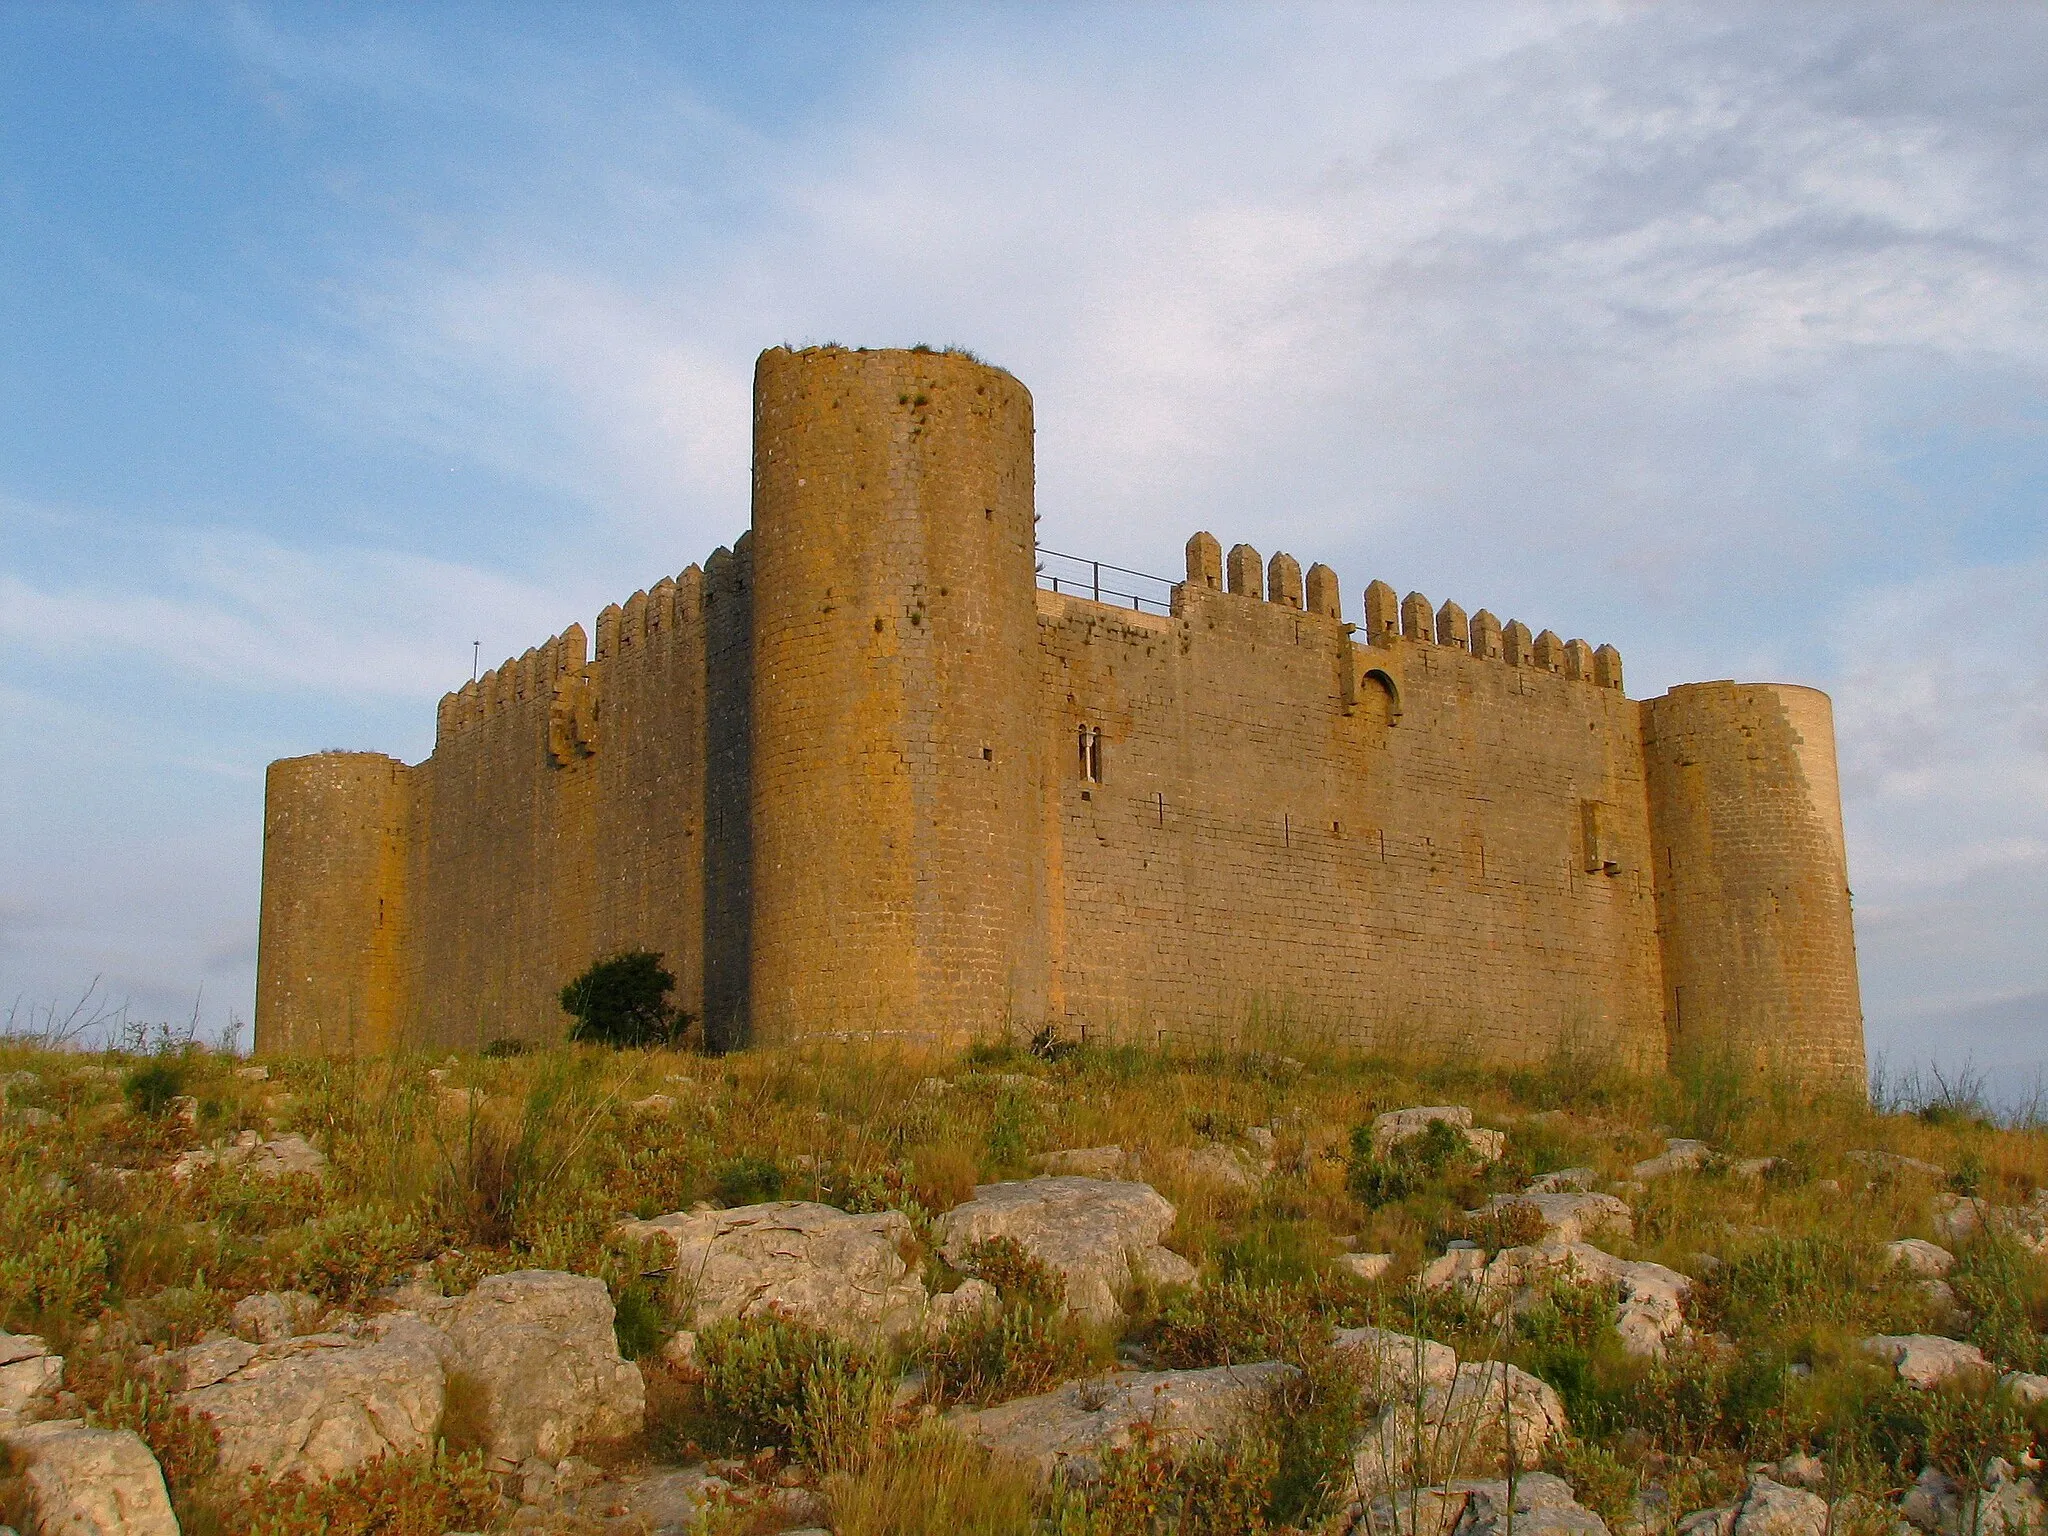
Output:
[
  {"xmin": 1642, "ymin": 682, "xmax": 1865, "ymax": 1093},
  {"xmin": 748, "ymin": 346, "xmax": 1048, "ymax": 1044},
  {"xmin": 254, "ymin": 752, "xmax": 412, "ymax": 1056}
]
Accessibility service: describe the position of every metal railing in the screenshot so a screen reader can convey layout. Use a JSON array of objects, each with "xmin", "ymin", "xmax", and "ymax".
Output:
[{"xmin": 1036, "ymin": 547, "xmax": 1176, "ymax": 615}]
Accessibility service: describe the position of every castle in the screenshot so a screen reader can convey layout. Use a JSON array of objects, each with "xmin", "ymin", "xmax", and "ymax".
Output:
[{"xmin": 255, "ymin": 345, "xmax": 1866, "ymax": 1090}]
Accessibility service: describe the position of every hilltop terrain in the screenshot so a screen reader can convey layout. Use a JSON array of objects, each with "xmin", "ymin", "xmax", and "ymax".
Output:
[{"xmin": 2, "ymin": 1031, "xmax": 2044, "ymax": 1536}]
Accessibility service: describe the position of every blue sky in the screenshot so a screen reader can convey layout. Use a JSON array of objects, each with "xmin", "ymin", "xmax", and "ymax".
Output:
[{"xmin": 3, "ymin": 2, "xmax": 2044, "ymax": 1082}]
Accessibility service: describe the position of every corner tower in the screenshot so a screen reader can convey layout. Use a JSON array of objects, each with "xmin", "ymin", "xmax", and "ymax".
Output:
[
  {"xmin": 1642, "ymin": 683, "xmax": 1865, "ymax": 1092},
  {"xmin": 254, "ymin": 751, "xmax": 411, "ymax": 1055},
  {"xmin": 747, "ymin": 347, "xmax": 1049, "ymax": 1044}
]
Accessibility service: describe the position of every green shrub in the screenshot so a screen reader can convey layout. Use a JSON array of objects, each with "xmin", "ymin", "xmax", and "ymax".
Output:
[
  {"xmin": 558, "ymin": 950, "xmax": 691, "ymax": 1049},
  {"xmin": 123, "ymin": 1060, "xmax": 185, "ymax": 1117},
  {"xmin": 924, "ymin": 1239, "xmax": 1094, "ymax": 1404},
  {"xmin": 923, "ymin": 1294, "xmax": 1091, "ymax": 1405},
  {"xmin": 1149, "ymin": 1278, "xmax": 1320, "ymax": 1369},
  {"xmin": 1263, "ymin": 1350, "xmax": 1369, "ymax": 1527},
  {"xmin": 956, "ymin": 1237, "xmax": 1065, "ymax": 1312},
  {"xmin": 611, "ymin": 1277, "xmax": 666, "ymax": 1361},
  {"xmin": 1346, "ymin": 1119, "xmax": 1471, "ymax": 1208},
  {"xmin": 285, "ymin": 1208, "xmax": 428, "ymax": 1302},
  {"xmin": 1952, "ymin": 1238, "xmax": 2048, "ymax": 1373},
  {"xmin": 1053, "ymin": 1417, "xmax": 1278, "ymax": 1534},
  {"xmin": 697, "ymin": 1314, "xmax": 883, "ymax": 1461},
  {"xmin": 238, "ymin": 1445, "xmax": 499, "ymax": 1536},
  {"xmin": 712, "ymin": 1154, "xmax": 785, "ymax": 1207}
]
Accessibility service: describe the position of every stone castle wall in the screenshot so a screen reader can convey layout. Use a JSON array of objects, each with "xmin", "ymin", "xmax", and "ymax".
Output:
[{"xmin": 255, "ymin": 344, "xmax": 1866, "ymax": 1091}]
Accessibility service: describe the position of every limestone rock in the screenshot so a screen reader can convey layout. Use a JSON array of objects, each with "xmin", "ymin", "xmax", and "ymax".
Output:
[
  {"xmin": 148, "ymin": 1334, "xmax": 259, "ymax": 1392},
  {"xmin": 926, "ymin": 1278, "xmax": 999, "ymax": 1336},
  {"xmin": 1860, "ymin": 1334, "xmax": 1992, "ymax": 1390},
  {"xmin": 1422, "ymin": 1245, "xmax": 1489, "ymax": 1290},
  {"xmin": 235, "ymin": 1064, "xmax": 269, "ymax": 1081},
  {"xmin": 1, "ymin": 1419, "xmax": 178, "ymax": 1536},
  {"xmin": 1848, "ymin": 1150, "xmax": 1949, "ymax": 1182},
  {"xmin": 933, "ymin": 1178, "xmax": 1197, "ymax": 1327},
  {"xmin": 1468, "ymin": 1191, "xmax": 1633, "ymax": 1246},
  {"xmin": 1363, "ymin": 1473, "xmax": 1610, "ymax": 1536},
  {"xmin": 1732, "ymin": 1475, "xmax": 1829, "ymax": 1536},
  {"xmin": 1775, "ymin": 1453, "xmax": 1827, "ymax": 1491},
  {"xmin": 1631, "ymin": 1139, "xmax": 1715, "ymax": 1180},
  {"xmin": 948, "ymin": 1362, "xmax": 1296, "ymax": 1481},
  {"xmin": 176, "ymin": 1317, "xmax": 445, "ymax": 1482},
  {"xmin": 1336, "ymin": 1252, "xmax": 1396, "ymax": 1283},
  {"xmin": 1036, "ymin": 1146, "xmax": 1127, "ymax": 1178},
  {"xmin": 231, "ymin": 1290, "xmax": 325, "ymax": 1344},
  {"xmin": 1731, "ymin": 1157, "xmax": 1783, "ymax": 1181},
  {"xmin": 1931, "ymin": 1194, "xmax": 2048, "ymax": 1252},
  {"xmin": 1372, "ymin": 1106, "xmax": 1506, "ymax": 1163},
  {"xmin": 1885, "ymin": 1239, "xmax": 1955, "ymax": 1279},
  {"xmin": 0, "ymin": 1334, "xmax": 63, "ymax": 1428},
  {"xmin": 1355, "ymin": 1362, "xmax": 1568, "ymax": 1495},
  {"xmin": 1528, "ymin": 1168, "xmax": 1599, "ymax": 1194},
  {"xmin": 2005, "ymin": 1372, "xmax": 2048, "ymax": 1407},
  {"xmin": 169, "ymin": 1130, "xmax": 327, "ymax": 1182},
  {"xmin": 1330, "ymin": 1327, "xmax": 1458, "ymax": 1397},
  {"xmin": 620, "ymin": 1200, "xmax": 928, "ymax": 1343},
  {"xmin": 1170, "ymin": 1143, "xmax": 1265, "ymax": 1191},
  {"xmin": 1900, "ymin": 1467, "xmax": 1958, "ymax": 1533},
  {"xmin": 422, "ymin": 1270, "xmax": 645, "ymax": 1468}
]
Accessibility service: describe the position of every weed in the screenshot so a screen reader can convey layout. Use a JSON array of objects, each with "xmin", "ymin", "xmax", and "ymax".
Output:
[
  {"xmin": 1052, "ymin": 1417, "xmax": 1277, "ymax": 1534},
  {"xmin": 697, "ymin": 1314, "xmax": 879, "ymax": 1461},
  {"xmin": 1346, "ymin": 1118, "xmax": 1472, "ymax": 1208},
  {"xmin": 123, "ymin": 1060, "xmax": 185, "ymax": 1117},
  {"xmin": 713, "ymin": 1154, "xmax": 785, "ymax": 1207},
  {"xmin": 237, "ymin": 1445, "xmax": 499, "ymax": 1536}
]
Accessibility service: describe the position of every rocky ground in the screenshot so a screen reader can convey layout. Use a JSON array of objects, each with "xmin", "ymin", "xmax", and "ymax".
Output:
[{"xmin": 0, "ymin": 1036, "xmax": 2044, "ymax": 1536}]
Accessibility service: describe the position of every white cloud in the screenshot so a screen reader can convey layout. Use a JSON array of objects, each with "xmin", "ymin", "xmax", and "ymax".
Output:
[{"xmin": 0, "ymin": 519, "xmax": 578, "ymax": 701}]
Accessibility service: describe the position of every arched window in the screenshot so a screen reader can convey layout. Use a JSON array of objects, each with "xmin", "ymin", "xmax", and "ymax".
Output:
[
  {"xmin": 1078, "ymin": 724, "xmax": 1104, "ymax": 783},
  {"xmin": 1360, "ymin": 668, "xmax": 1402, "ymax": 726}
]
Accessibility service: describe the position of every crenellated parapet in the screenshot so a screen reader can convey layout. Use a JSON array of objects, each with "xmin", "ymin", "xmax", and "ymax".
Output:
[{"xmin": 1179, "ymin": 533, "xmax": 1625, "ymax": 693}]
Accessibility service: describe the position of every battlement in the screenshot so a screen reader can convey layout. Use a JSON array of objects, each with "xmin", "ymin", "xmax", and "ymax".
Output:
[{"xmin": 1181, "ymin": 531, "xmax": 1623, "ymax": 694}]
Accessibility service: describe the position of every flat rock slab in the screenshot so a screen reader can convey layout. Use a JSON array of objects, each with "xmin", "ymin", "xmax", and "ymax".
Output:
[
  {"xmin": 1632, "ymin": 1139, "xmax": 1715, "ymax": 1180},
  {"xmin": 1861, "ymin": 1334, "xmax": 1992, "ymax": 1390},
  {"xmin": 169, "ymin": 1131, "xmax": 328, "ymax": 1182},
  {"xmin": 2, "ymin": 1419, "xmax": 179, "ymax": 1536},
  {"xmin": 1847, "ymin": 1150, "xmax": 1949, "ymax": 1181},
  {"xmin": 1332, "ymin": 1327, "xmax": 1459, "ymax": 1395},
  {"xmin": 417, "ymin": 1269, "xmax": 645, "ymax": 1469},
  {"xmin": 949, "ymin": 1362, "xmax": 1296, "ymax": 1481},
  {"xmin": 176, "ymin": 1316, "xmax": 445, "ymax": 1482},
  {"xmin": 1364, "ymin": 1473, "xmax": 1610, "ymax": 1536},
  {"xmin": 934, "ymin": 1177, "xmax": 1197, "ymax": 1327},
  {"xmin": 620, "ymin": 1200, "xmax": 928, "ymax": 1344},
  {"xmin": 0, "ymin": 1333, "xmax": 62, "ymax": 1428}
]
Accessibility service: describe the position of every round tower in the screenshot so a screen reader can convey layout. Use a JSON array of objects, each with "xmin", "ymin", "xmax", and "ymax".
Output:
[
  {"xmin": 748, "ymin": 346, "xmax": 1048, "ymax": 1044},
  {"xmin": 1642, "ymin": 682, "xmax": 1865, "ymax": 1093},
  {"xmin": 254, "ymin": 751, "xmax": 411, "ymax": 1056}
]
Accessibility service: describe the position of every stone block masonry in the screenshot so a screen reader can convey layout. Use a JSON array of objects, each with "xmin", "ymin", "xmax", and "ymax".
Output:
[{"xmin": 256, "ymin": 345, "xmax": 1865, "ymax": 1092}]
